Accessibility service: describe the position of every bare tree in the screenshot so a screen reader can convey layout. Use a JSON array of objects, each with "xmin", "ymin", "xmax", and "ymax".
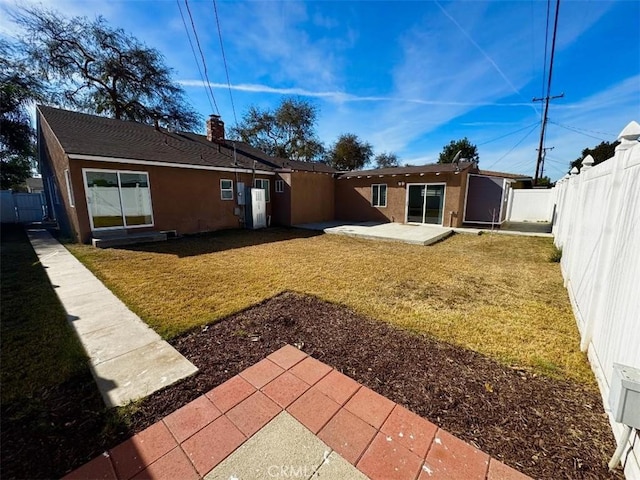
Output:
[{"xmin": 14, "ymin": 7, "xmax": 200, "ymax": 131}]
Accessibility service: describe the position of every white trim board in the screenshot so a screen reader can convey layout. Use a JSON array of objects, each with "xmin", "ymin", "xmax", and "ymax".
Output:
[
  {"xmin": 404, "ymin": 182, "xmax": 447, "ymax": 226},
  {"xmin": 69, "ymin": 154, "xmax": 276, "ymax": 176},
  {"xmin": 82, "ymin": 167, "xmax": 155, "ymax": 232}
]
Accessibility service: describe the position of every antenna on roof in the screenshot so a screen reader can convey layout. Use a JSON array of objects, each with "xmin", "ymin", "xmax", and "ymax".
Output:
[{"xmin": 452, "ymin": 150, "xmax": 461, "ymax": 172}]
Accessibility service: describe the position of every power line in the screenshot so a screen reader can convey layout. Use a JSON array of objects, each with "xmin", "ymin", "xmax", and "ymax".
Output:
[
  {"xmin": 477, "ymin": 121, "xmax": 539, "ymax": 146},
  {"xmin": 183, "ymin": 0, "xmax": 220, "ymax": 116},
  {"xmin": 176, "ymin": 0, "xmax": 215, "ymax": 114},
  {"xmin": 548, "ymin": 121, "xmax": 616, "ymax": 140},
  {"xmin": 484, "ymin": 123, "xmax": 540, "ymax": 170},
  {"xmin": 533, "ymin": 0, "xmax": 562, "ymax": 185},
  {"xmin": 212, "ymin": 0, "xmax": 238, "ymax": 127},
  {"xmin": 541, "ymin": 0, "xmax": 551, "ymax": 104}
]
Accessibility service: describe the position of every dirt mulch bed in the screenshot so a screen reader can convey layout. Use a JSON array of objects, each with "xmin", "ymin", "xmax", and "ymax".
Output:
[{"xmin": 2, "ymin": 292, "xmax": 623, "ymax": 479}]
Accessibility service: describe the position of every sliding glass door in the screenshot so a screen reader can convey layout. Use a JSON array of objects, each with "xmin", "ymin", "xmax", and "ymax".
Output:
[
  {"xmin": 406, "ymin": 184, "xmax": 445, "ymax": 225},
  {"xmin": 84, "ymin": 169, "xmax": 153, "ymax": 230}
]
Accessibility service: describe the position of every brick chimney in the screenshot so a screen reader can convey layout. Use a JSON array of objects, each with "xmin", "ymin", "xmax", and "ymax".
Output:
[{"xmin": 206, "ymin": 114, "xmax": 225, "ymax": 141}]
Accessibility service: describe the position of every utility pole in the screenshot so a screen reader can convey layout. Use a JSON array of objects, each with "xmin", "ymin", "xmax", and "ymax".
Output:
[
  {"xmin": 533, "ymin": 92, "xmax": 563, "ymax": 184},
  {"xmin": 533, "ymin": 0, "xmax": 562, "ymax": 186},
  {"xmin": 536, "ymin": 146, "xmax": 554, "ymax": 181}
]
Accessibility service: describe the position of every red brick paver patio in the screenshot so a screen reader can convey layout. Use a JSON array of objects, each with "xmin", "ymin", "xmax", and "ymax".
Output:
[{"xmin": 63, "ymin": 345, "xmax": 531, "ymax": 480}]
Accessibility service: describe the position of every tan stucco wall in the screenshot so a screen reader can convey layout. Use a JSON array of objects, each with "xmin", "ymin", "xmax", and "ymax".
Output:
[
  {"xmin": 335, "ymin": 172, "xmax": 467, "ymax": 227},
  {"xmin": 68, "ymin": 159, "xmax": 274, "ymax": 242},
  {"xmin": 290, "ymin": 171, "xmax": 335, "ymax": 225},
  {"xmin": 272, "ymin": 172, "xmax": 292, "ymax": 226}
]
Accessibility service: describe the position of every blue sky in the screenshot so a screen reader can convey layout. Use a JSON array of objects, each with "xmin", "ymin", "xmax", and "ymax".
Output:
[{"xmin": 1, "ymin": 1, "xmax": 638, "ymax": 180}]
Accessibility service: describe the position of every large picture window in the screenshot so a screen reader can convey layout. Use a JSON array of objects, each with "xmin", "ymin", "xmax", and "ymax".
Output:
[
  {"xmin": 371, "ymin": 184, "xmax": 387, "ymax": 207},
  {"xmin": 254, "ymin": 178, "xmax": 270, "ymax": 202},
  {"xmin": 84, "ymin": 169, "xmax": 153, "ymax": 230}
]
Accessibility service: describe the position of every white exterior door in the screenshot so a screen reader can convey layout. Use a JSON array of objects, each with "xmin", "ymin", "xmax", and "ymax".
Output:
[{"xmin": 251, "ymin": 188, "xmax": 267, "ymax": 229}]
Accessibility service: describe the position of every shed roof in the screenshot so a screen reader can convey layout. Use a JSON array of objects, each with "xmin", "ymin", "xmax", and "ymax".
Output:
[{"xmin": 337, "ymin": 162, "xmax": 475, "ymax": 179}]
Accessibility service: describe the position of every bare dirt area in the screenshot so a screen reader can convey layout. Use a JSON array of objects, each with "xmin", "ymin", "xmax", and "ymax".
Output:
[
  {"xmin": 130, "ymin": 292, "xmax": 620, "ymax": 480},
  {"xmin": 2, "ymin": 292, "xmax": 622, "ymax": 479}
]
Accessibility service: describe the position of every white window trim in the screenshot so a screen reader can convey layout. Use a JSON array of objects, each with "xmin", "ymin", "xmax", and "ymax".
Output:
[
  {"xmin": 220, "ymin": 179, "xmax": 234, "ymax": 200},
  {"xmin": 371, "ymin": 183, "xmax": 387, "ymax": 207},
  {"xmin": 64, "ymin": 169, "xmax": 75, "ymax": 207},
  {"xmin": 82, "ymin": 168, "xmax": 155, "ymax": 231},
  {"xmin": 404, "ymin": 182, "xmax": 447, "ymax": 226},
  {"xmin": 275, "ymin": 179, "xmax": 284, "ymax": 193},
  {"xmin": 254, "ymin": 178, "xmax": 270, "ymax": 203}
]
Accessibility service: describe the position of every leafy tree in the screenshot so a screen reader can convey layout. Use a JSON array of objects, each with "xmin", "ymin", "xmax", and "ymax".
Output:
[
  {"xmin": 231, "ymin": 97, "xmax": 324, "ymax": 161},
  {"xmin": 325, "ymin": 134, "xmax": 373, "ymax": 171},
  {"xmin": 374, "ymin": 152, "xmax": 399, "ymax": 169},
  {"xmin": 14, "ymin": 7, "xmax": 199, "ymax": 130},
  {"xmin": 537, "ymin": 176, "xmax": 553, "ymax": 187},
  {"xmin": 0, "ymin": 40, "xmax": 44, "ymax": 189},
  {"xmin": 569, "ymin": 140, "xmax": 619, "ymax": 172},
  {"xmin": 438, "ymin": 137, "xmax": 479, "ymax": 164}
]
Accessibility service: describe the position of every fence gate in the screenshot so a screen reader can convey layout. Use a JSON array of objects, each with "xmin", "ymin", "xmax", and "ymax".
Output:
[{"xmin": 0, "ymin": 191, "xmax": 47, "ymax": 223}]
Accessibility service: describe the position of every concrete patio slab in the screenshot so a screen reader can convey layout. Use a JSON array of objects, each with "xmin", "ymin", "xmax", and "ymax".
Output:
[
  {"xmin": 27, "ymin": 229, "xmax": 197, "ymax": 407},
  {"xmin": 312, "ymin": 451, "xmax": 368, "ymax": 479},
  {"xmin": 64, "ymin": 345, "xmax": 533, "ymax": 480},
  {"xmin": 205, "ymin": 412, "xmax": 361, "ymax": 480},
  {"xmin": 296, "ymin": 221, "xmax": 453, "ymax": 245}
]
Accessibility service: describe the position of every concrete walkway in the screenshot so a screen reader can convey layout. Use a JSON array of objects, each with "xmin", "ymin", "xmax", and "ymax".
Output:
[
  {"xmin": 296, "ymin": 222, "xmax": 453, "ymax": 246},
  {"xmin": 64, "ymin": 346, "xmax": 531, "ymax": 480},
  {"xmin": 27, "ymin": 230, "xmax": 198, "ymax": 407}
]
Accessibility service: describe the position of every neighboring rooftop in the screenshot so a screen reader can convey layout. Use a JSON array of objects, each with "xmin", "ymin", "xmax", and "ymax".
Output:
[
  {"xmin": 477, "ymin": 169, "xmax": 532, "ymax": 180},
  {"xmin": 337, "ymin": 161, "xmax": 476, "ymax": 179}
]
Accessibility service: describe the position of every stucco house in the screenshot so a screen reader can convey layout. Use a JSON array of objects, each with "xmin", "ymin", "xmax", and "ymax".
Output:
[
  {"xmin": 335, "ymin": 164, "xmax": 530, "ymax": 227},
  {"xmin": 37, "ymin": 105, "xmax": 531, "ymax": 244},
  {"xmin": 37, "ymin": 105, "xmax": 335, "ymax": 244}
]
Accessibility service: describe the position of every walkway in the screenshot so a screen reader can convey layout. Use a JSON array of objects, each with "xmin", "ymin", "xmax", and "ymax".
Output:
[
  {"xmin": 296, "ymin": 222, "xmax": 453, "ymax": 246},
  {"xmin": 27, "ymin": 229, "xmax": 198, "ymax": 408},
  {"xmin": 64, "ymin": 345, "xmax": 531, "ymax": 480}
]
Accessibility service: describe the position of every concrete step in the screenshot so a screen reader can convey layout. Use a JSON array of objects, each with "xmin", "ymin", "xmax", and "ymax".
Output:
[{"xmin": 92, "ymin": 231, "xmax": 167, "ymax": 248}]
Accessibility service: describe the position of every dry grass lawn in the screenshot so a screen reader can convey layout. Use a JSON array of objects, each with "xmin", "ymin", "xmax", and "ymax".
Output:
[{"xmin": 67, "ymin": 229, "xmax": 592, "ymax": 386}]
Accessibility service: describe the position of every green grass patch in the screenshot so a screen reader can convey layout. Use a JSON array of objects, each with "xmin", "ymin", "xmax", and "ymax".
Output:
[
  {"xmin": 1, "ymin": 225, "xmax": 87, "ymax": 404},
  {"xmin": 68, "ymin": 228, "xmax": 594, "ymax": 387},
  {"xmin": 549, "ymin": 245, "xmax": 563, "ymax": 263}
]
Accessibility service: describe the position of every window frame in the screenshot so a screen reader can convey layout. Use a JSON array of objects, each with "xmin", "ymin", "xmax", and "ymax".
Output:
[
  {"xmin": 82, "ymin": 168, "xmax": 154, "ymax": 231},
  {"xmin": 275, "ymin": 179, "xmax": 284, "ymax": 194},
  {"xmin": 220, "ymin": 179, "xmax": 234, "ymax": 200},
  {"xmin": 371, "ymin": 183, "xmax": 387, "ymax": 208},
  {"xmin": 254, "ymin": 178, "xmax": 271, "ymax": 203},
  {"xmin": 64, "ymin": 169, "xmax": 75, "ymax": 207}
]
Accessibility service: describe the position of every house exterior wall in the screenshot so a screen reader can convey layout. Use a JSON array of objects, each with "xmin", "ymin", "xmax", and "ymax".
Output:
[
  {"xmin": 272, "ymin": 172, "xmax": 292, "ymax": 226},
  {"xmin": 290, "ymin": 171, "xmax": 335, "ymax": 225},
  {"xmin": 38, "ymin": 116, "xmax": 81, "ymax": 241},
  {"xmin": 67, "ymin": 158, "xmax": 274, "ymax": 243},
  {"xmin": 335, "ymin": 171, "xmax": 466, "ymax": 227}
]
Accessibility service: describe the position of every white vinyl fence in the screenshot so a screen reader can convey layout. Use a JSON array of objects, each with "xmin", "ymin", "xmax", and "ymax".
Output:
[
  {"xmin": 552, "ymin": 121, "xmax": 640, "ymax": 479},
  {"xmin": 506, "ymin": 188, "xmax": 554, "ymax": 222}
]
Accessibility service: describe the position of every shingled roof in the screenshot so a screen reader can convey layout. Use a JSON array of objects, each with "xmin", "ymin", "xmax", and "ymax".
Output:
[
  {"xmin": 337, "ymin": 161, "xmax": 476, "ymax": 179},
  {"xmin": 38, "ymin": 106, "xmax": 282, "ymax": 172}
]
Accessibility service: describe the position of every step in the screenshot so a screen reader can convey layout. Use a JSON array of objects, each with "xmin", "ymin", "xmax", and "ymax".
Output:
[{"xmin": 91, "ymin": 232, "xmax": 167, "ymax": 248}]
